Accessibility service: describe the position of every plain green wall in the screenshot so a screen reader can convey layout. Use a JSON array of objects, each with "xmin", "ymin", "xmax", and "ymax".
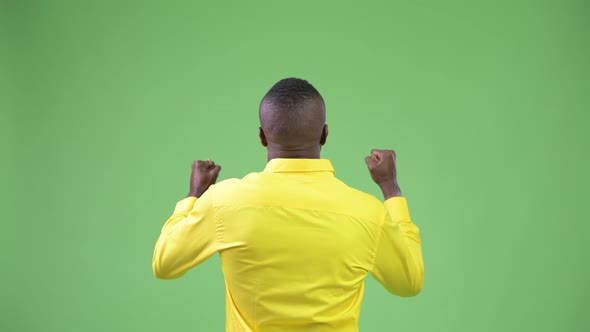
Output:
[{"xmin": 2, "ymin": 0, "xmax": 589, "ymax": 331}]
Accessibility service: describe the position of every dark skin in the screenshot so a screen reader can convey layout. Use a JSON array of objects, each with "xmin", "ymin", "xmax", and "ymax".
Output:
[
  {"xmin": 187, "ymin": 160, "xmax": 221, "ymax": 198},
  {"xmin": 258, "ymin": 98, "xmax": 328, "ymax": 160},
  {"xmin": 187, "ymin": 99, "xmax": 402, "ymax": 200}
]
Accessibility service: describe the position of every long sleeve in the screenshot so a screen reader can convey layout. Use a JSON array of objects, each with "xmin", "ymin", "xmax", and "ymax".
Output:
[
  {"xmin": 152, "ymin": 189, "xmax": 219, "ymax": 279},
  {"xmin": 370, "ymin": 197, "xmax": 424, "ymax": 297}
]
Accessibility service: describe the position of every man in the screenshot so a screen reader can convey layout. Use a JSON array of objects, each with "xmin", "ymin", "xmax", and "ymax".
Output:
[{"xmin": 152, "ymin": 78, "xmax": 424, "ymax": 331}]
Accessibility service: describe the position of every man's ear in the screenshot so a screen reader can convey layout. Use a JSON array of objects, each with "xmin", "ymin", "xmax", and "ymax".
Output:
[
  {"xmin": 320, "ymin": 124, "xmax": 329, "ymax": 146},
  {"xmin": 259, "ymin": 127, "xmax": 268, "ymax": 147}
]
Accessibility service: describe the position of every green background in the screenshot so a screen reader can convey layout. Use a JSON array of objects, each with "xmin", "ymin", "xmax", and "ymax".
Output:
[{"xmin": 2, "ymin": 0, "xmax": 589, "ymax": 331}]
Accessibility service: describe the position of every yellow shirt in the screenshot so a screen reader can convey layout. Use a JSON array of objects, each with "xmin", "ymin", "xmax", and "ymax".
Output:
[{"xmin": 152, "ymin": 159, "xmax": 424, "ymax": 332}]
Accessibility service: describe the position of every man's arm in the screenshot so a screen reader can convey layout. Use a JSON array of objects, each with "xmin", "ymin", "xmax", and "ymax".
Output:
[
  {"xmin": 365, "ymin": 149, "xmax": 424, "ymax": 296},
  {"xmin": 152, "ymin": 160, "xmax": 222, "ymax": 279}
]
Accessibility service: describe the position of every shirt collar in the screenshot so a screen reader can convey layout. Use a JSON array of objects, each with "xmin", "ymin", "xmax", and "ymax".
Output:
[{"xmin": 263, "ymin": 158, "xmax": 335, "ymax": 175}]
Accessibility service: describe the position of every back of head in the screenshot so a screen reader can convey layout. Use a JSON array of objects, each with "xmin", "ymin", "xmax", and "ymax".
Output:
[{"xmin": 259, "ymin": 78, "xmax": 326, "ymax": 149}]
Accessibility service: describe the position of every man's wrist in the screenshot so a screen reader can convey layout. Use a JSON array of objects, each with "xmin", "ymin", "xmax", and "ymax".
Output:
[
  {"xmin": 187, "ymin": 185, "xmax": 210, "ymax": 198},
  {"xmin": 378, "ymin": 180, "xmax": 402, "ymax": 200}
]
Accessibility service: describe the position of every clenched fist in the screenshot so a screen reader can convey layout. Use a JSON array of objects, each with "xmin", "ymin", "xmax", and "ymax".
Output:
[
  {"xmin": 364, "ymin": 149, "xmax": 402, "ymax": 199},
  {"xmin": 187, "ymin": 160, "xmax": 222, "ymax": 198}
]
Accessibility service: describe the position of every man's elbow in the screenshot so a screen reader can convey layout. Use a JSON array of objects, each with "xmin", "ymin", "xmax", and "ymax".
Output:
[
  {"xmin": 153, "ymin": 269, "xmax": 175, "ymax": 280},
  {"xmin": 406, "ymin": 270, "xmax": 425, "ymax": 296},
  {"xmin": 153, "ymin": 265, "xmax": 170, "ymax": 280},
  {"xmin": 152, "ymin": 245, "xmax": 183, "ymax": 279},
  {"xmin": 399, "ymin": 262, "xmax": 425, "ymax": 297},
  {"xmin": 386, "ymin": 275, "xmax": 424, "ymax": 297},
  {"xmin": 152, "ymin": 260, "xmax": 182, "ymax": 280},
  {"xmin": 387, "ymin": 282, "xmax": 423, "ymax": 297},
  {"xmin": 397, "ymin": 280, "xmax": 423, "ymax": 297}
]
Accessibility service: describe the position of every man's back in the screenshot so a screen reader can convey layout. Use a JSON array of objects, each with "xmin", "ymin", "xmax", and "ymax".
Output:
[
  {"xmin": 153, "ymin": 159, "xmax": 423, "ymax": 331},
  {"xmin": 153, "ymin": 78, "xmax": 423, "ymax": 331}
]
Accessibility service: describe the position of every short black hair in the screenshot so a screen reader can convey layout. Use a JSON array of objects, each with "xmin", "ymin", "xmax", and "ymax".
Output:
[
  {"xmin": 259, "ymin": 78, "xmax": 326, "ymax": 147},
  {"xmin": 261, "ymin": 78, "xmax": 323, "ymax": 109}
]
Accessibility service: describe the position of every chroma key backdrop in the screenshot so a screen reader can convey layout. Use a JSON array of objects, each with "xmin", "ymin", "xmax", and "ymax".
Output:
[{"xmin": 1, "ymin": 1, "xmax": 588, "ymax": 331}]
